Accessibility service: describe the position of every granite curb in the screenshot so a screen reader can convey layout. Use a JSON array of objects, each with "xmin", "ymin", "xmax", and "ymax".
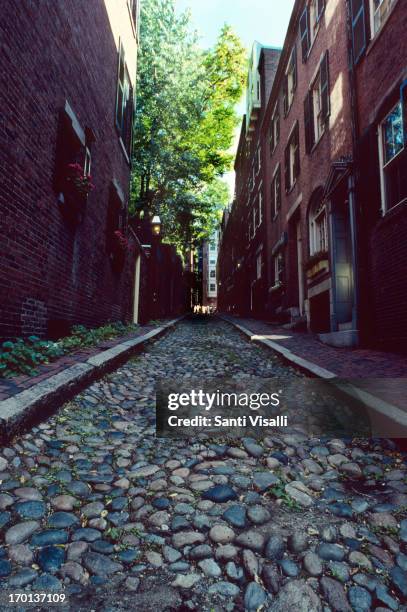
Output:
[
  {"xmin": 0, "ymin": 317, "xmax": 184, "ymax": 442},
  {"xmin": 219, "ymin": 315, "xmax": 407, "ymax": 437}
]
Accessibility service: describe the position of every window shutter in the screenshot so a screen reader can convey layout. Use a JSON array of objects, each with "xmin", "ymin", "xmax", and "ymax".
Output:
[
  {"xmin": 401, "ymin": 79, "xmax": 407, "ymax": 146},
  {"xmin": 276, "ymin": 167, "xmax": 281, "ymax": 209},
  {"xmin": 292, "ymin": 46, "xmax": 298, "ymax": 91},
  {"xmin": 316, "ymin": 0, "xmax": 325, "ymax": 21},
  {"xmin": 320, "ymin": 51, "xmax": 330, "ymax": 120},
  {"xmin": 294, "ymin": 123, "xmax": 300, "ymax": 180},
  {"xmin": 115, "ymin": 41, "xmax": 125, "ymax": 130},
  {"xmin": 350, "ymin": 0, "xmax": 367, "ymax": 64},
  {"xmin": 304, "ymin": 91, "xmax": 314, "ymax": 154},
  {"xmin": 283, "ymin": 78, "xmax": 288, "ymax": 116},
  {"xmin": 299, "ymin": 7, "xmax": 310, "ymax": 62},
  {"xmin": 124, "ymin": 85, "xmax": 135, "ymax": 157},
  {"xmin": 284, "ymin": 145, "xmax": 290, "ymax": 191},
  {"xmin": 276, "ymin": 113, "xmax": 280, "ymax": 144}
]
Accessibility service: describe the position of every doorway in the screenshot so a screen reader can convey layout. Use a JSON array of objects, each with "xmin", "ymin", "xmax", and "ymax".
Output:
[{"xmin": 133, "ymin": 254, "xmax": 141, "ymax": 324}]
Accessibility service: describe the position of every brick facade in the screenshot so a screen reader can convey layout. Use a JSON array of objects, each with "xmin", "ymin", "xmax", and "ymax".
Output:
[
  {"xmin": 219, "ymin": 0, "xmax": 406, "ymax": 352},
  {"xmin": 0, "ymin": 0, "xmax": 139, "ymax": 339}
]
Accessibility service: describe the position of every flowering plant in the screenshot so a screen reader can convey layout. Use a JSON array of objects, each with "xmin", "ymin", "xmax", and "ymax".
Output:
[
  {"xmin": 66, "ymin": 163, "xmax": 95, "ymax": 196},
  {"xmin": 114, "ymin": 230, "xmax": 130, "ymax": 251}
]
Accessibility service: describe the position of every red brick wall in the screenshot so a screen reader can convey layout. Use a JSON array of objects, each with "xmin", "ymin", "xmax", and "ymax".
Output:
[
  {"xmin": 355, "ymin": 0, "xmax": 407, "ymax": 350},
  {"xmin": 262, "ymin": 0, "xmax": 353, "ymax": 316},
  {"xmin": 0, "ymin": 1, "xmax": 137, "ymax": 339}
]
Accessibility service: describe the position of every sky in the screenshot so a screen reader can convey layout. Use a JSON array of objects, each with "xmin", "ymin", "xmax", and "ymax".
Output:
[{"xmin": 174, "ymin": 0, "xmax": 295, "ymax": 196}]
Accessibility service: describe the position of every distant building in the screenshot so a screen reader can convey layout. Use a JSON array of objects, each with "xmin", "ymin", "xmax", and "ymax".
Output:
[{"xmin": 202, "ymin": 233, "xmax": 219, "ymax": 308}]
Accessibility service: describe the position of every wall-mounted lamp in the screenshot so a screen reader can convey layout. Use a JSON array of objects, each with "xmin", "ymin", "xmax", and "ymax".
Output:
[{"xmin": 151, "ymin": 215, "xmax": 161, "ymax": 236}]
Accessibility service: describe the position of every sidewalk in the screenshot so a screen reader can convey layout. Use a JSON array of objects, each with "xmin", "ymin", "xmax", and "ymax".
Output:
[
  {"xmin": 0, "ymin": 323, "xmax": 162, "ymax": 402},
  {"xmin": 0, "ymin": 318, "xmax": 181, "ymax": 440},
  {"xmin": 222, "ymin": 315, "xmax": 407, "ymax": 378},
  {"xmin": 221, "ymin": 315, "xmax": 407, "ymax": 434}
]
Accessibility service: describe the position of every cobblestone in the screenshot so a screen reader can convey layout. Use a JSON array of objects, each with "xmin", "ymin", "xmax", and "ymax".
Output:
[{"xmin": 0, "ymin": 318, "xmax": 406, "ymax": 611}]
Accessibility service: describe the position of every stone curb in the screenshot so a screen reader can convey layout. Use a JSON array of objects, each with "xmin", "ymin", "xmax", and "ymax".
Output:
[
  {"xmin": 0, "ymin": 317, "xmax": 184, "ymax": 441},
  {"xmin": 219, "ymin": 315, "xmax": 407, "ymax": 437}
]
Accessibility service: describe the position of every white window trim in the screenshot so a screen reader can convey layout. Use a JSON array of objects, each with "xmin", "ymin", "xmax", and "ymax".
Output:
[
  {"xmin": 370, "ymin": 0, "xmax": 396, "ymax": 38},
  {"xmin": 272, "ymin": 163, "xmax": 280, "ymax": 219},
  {"xmin": 309, "ymin": 204, "xmax": 328, "ymax": 255},
  {"xmin": 270, "ymin": 103, "xmax": 279, "ymax": 153},
  {"xmin": 378, "ymin": 101, "xmax": 405, "ymax": 215}
]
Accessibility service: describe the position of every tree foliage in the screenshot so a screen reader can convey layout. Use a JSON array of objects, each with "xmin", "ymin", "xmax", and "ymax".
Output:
[{"xmin": 131, "ymin": 0, "xmax": 246, "ymax": 252}]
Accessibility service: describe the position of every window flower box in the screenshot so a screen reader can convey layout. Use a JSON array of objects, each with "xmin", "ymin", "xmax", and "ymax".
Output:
[
  {"xmin": 305, "ymin": 250, "xmax": 329, "ymax": 278},
  {"xmin": 58, "ymin": 163, "xmax": 95, "ymax": 225}
]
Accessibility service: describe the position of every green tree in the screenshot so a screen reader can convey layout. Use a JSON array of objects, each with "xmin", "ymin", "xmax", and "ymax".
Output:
[{"xmin": 131, "ymin": 0, "xmax": 246, "ymax": 253}]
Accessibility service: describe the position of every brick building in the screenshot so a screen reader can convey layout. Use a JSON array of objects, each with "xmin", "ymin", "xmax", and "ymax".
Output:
[
  {"xmin": 218, "ymin": 44, "xmax": 281, "ymax": 318},
  {"xmin": 201, "ymin": 232, "xmax": 219, "ymax": 309},
  {"xmin": 351, "ymin": 0, "xmax": 407, "ymax": 351},
  {"xmin": 0, "ymin": 0, "xmax": 144, "ymax": 339},
  {"xmin": 219, "ymin": 0, "xmax": 406, "ymax": 351}
]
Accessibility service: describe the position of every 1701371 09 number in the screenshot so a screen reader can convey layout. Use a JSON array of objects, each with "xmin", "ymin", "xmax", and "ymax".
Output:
[{"xmin": 1, "ymin": 592, "xmax": 68, "ymax": 606}]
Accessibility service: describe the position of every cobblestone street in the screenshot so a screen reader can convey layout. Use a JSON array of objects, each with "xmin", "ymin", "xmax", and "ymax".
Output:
[{"xmin": 0, "ymin": 318, "xmax": 406, "ymax": 611}]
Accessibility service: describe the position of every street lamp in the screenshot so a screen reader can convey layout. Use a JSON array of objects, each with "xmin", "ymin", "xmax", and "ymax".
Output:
[{"xmin": 151, "ymin": 215, "xmax": 161, "ymax": 237}]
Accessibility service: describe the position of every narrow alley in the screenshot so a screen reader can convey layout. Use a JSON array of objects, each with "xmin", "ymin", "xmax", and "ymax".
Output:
[{"xmin": 0, "ymin": 318, "xmax": 406, "ymax": 611}]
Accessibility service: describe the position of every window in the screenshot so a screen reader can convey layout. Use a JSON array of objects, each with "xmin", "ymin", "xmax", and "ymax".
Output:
[
  {"xmin": 283, "ymin": 47, "xmax": 297, "ymax": 115},
  {"xmin": 258, "ymin": 191, "xmax": 263, "ymax": 225},
  {"xmin": 106, "ymin": 183, "xmax": 126, "ymax": 254},
  {"xmin": 210, "ymin": 270, "xmax": 216, "ymax": 278},
  {"xmin": 256, "ymin": 252, "xmax": 262, "ymax": 279},
  {"xmin": 252, "ymin": 205, "xmax": 258, "ymax": 231},
  {"xmin": 271, "ymin": 165, "xmax": 281, "ymax": 218},
  {"xmin": 379, "ymin": 99, "xmax": 407, "ymax": 211},
  {"xmin": 128, "ymin": 0, "xmax": 140, "ymax": 33},
  {"xmin": 350, "ymin": 0, "xmax": 367, "ymax": 63},
  {"xmin": 255, "ymin": 146, "xmax": 261, "ymax": 174},
  {"xmin": 84, "ymin": 146, "xmax": 91, "ymax": 177},
  {"xmin": 309, "ymin": 196, "xmax": 328, "ymax": 255},
  {"xmin": 116, "ymin": 41, "xmax": 134, "ymax": 156},
  {"xmin": 210, "ymin": 259, "xmax": 216, "ymax": 264},
  {"xmin": 304, "ymin": 52, "xmax": 330, "ymax": 152},
  {"xmin": 300, "ymin": 0, "xmax": 325, "ymax": 62},
  {"xmin": 269, "ymin": 103, "xmax": 280, "ymax": 154},
  {"xmin": 209, "ymin": 283, "xmax": 216, "ymax": 292},
  {"xmin": 210, "ymin": 242, "xmax": 216, "ymax": 250},
  {"xmin": 273, "ymin": 252, "xmax": 284, "ymax": 286},
  {"xmin": 371, "ymin": 0, "xmax": 395, "ymax": 35},
  {"xmin": 285, "ymin": 123, "xmax": 300, "ymax": 191}
]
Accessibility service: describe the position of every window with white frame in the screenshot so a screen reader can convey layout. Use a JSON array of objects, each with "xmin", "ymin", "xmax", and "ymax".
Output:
[
  {"xmin": 256, "ymin": 252, "xmax": 262, "ymax": 279},
  {"xmin": 273, "ymin": 252, "xmax": 284, "ymax": 285},
  {"xmin": 309, "ymin": 195, "xmax": 328, "ymax": 255},
  {"xmin": 285, "ymin": 123, "xmax": 300, "ymax": 191},
  {"xmin": 252, "ymin": 205, "xmax": 258, "ymax": 231},
  {"xmin": 379, "ymin": 100, "xmax": 406, "ymax": 211},
  {"xmin": 271, "ymin": 165, "xmax": 281, "ymax": 218},
  {"xmin": 258, "ymin": 191, "xmax": 263, "ymax": 225},
  {"xmin": 371, "ymin": 0, "xmax": 395, "ymax": 36},
  {"xmin": 210, "ymin": 269, "xmax": 216, "ymax": 278},
  {"xmin": 255, "ymin": 146, "xmax": 261, "ymax": 174},
  {"xmin": 300, "ymin": 0, "xmax": 325, "ymax": 62},
  {"xmin": 270, "ymin": 103, "xmax": 280, "ymax": 154},
  {"xmin": 210, "ymin": 259, "xmax": 216, "ymax": 264},
  {"xmin": 283, "ymin": 47, "xmax": 297, "ymax": 115},
  {"xmin": 209, "ymin": 283, "xmax": 216, "ymax": 292},
  {"xmin": 304, "ymin": 52, "xmax": 330, "ymax": 153}
]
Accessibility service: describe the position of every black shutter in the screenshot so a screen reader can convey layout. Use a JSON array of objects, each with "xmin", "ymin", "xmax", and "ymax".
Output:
[
  {"xmin": 292, "ymin": 46, "xmax": 297, "ymax": 91},
  {"xmin": 316, "ymin": 0, "xmax": 325, "ymax": 21},
  {"xmin": 304, "ymin": 91, "xmax": 314, "ymax": 154},
  {"xmin": 320, "ymin": 51, "xmax": 330, "ymax": 120},
  {"xmin": 276, "ymin": 166, "xmax": 281, "ymax": 210},
  {"xmin": 284, "ymin": 145, "xmax": 290, "ymax": 191},
  {"xmin": 401, "ymin": 79, "xmax": 407, "ymax": 146},
  {"xmin": 350, "ymin": 0, "xmax": 367, "ymax": 64},
  {"xmin": 283, "ymin": 78, "xmax": 288, "ymax": 116},
  {"xmin": 293, "ymin": 123, "xmax": 300, "ymax": 180},
  {"xmin": 124, "ymin": 85, "xmax": 134, "ymax": 157},
  {"xmin": 299, "ymin": 7, "xmax": 310, "ymax": 62}
]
